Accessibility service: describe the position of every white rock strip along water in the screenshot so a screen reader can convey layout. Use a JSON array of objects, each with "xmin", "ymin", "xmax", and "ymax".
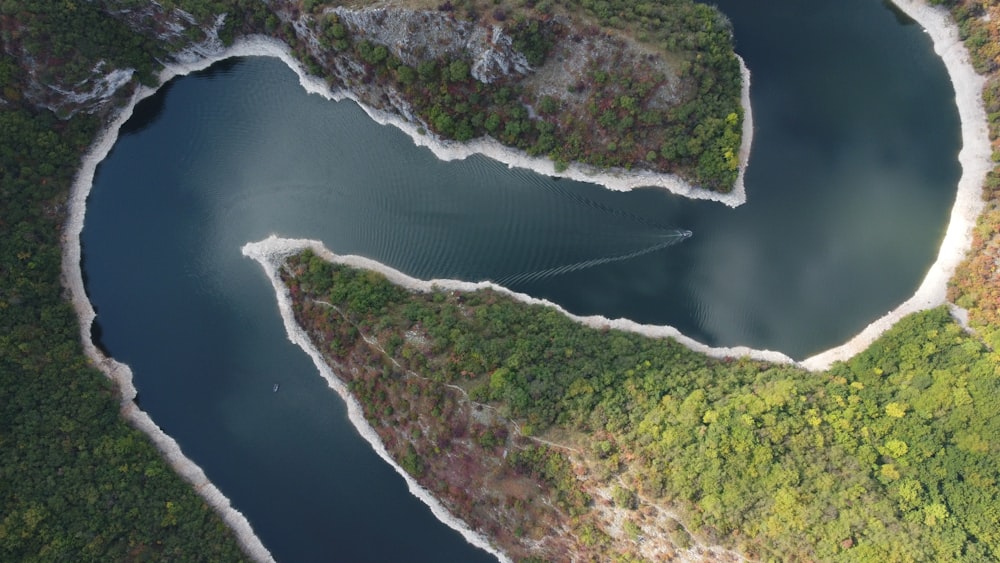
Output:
[
  {"xmin": 197, "ymin": 36, "xmax": 753, "ymax": 206},
  {"xmin": 62, "ymin": 28, "xmax": 278, "ymax": 563},
  {"xmin": 246, "ymin": 235, "xmax": 798, "ymax": 383},
  {"xmin": 802, "ymin": 0, "xmax": 991, "ymax": 370},
  {"xmin": 64, "ymin": 0, "xmax": 990, "ymax": 559},
  {"xmin": 62, "ymin": 24, "xmax": 727, "ymax": 563},
  {"xmin": 228, "ymin": 4, "xmax": 989, "ymax": 374}
]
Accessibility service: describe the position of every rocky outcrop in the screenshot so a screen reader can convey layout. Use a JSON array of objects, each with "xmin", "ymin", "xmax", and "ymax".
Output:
[
  {"xmin": 8, "ymin": 1, "xmax": 219, "ymax": 117},
  {"xmin": 472, "ymin": 25, "xmax": 532, "ymax": 83},
  {"xmin": 40, "ymin": 64, "xmax": 135, "ymax": 114},
  {"xmin": 268, "ymin": 5, "xmax": 538, "ymax": 125},
  {"xmin": 330, "ymin": 8, "xmax": 530, "ymax": 83},
  {"xmin": 7, "ymin": 0, "xmax": 748, "ymax": 198}
]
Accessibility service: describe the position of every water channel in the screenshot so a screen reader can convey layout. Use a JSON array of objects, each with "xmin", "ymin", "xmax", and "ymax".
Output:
[{"xmin": 81, "ymin": 0, "xmax": 960, "ymax": 559}]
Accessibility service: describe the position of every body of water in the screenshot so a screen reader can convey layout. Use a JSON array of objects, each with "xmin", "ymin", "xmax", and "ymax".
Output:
[{"xmin": 81, "ymin": 1, "xmax": 960, "ymax": 559}]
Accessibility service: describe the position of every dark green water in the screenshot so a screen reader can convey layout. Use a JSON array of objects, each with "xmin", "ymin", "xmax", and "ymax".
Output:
[{"xmin": 81, "ymin": 1, "xmax": 960, "ymax": 560}]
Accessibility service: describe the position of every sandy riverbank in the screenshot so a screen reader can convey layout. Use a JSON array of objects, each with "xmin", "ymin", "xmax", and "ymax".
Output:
[{"xmin": 801, "ymin": 0, "xmax": 991, "ymax": 370}]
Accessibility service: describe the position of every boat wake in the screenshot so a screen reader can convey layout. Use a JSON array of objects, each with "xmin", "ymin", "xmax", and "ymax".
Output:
[{"xmin": 494, "ymin": 230, "xmax": 692, "ymax": 286}]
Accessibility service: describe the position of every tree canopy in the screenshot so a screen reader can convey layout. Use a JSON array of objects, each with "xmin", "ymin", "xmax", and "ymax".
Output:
[{"xmin": 284, "ymin": 252, "xmax": 1000, "ymax": 561}]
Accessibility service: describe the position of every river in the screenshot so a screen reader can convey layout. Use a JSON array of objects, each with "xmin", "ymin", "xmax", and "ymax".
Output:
[{"xmin": 80, "ymin": 0, "xmax": 960, "ymax": 560}]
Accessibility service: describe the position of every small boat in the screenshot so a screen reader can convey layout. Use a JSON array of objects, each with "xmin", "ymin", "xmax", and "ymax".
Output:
[{"xmin": 273, "ymin": 383, "xmax": 280, "ymax": 392}]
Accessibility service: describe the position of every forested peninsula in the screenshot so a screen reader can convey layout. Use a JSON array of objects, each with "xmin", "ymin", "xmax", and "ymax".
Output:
[
  {"xmin": 1, "ymin": 0, "xmax": 999, "ymax": 561},
  {"xmin": 254, "ymin": 235, "xmax": 999, "ymax": 561}
]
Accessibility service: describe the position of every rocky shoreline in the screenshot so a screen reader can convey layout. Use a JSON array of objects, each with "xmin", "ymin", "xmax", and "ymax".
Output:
[
  {"xmin": 270, "ymin": 3, "xmax": 752, "ymax": 203},
  {"xmin": 60, "ymin": 28, "xmax": 278, "ymax": 563},
  {"xmin": 802, "ymin": 0, "xmax": 991, "ymax": 370},
  {"xmin": 241, "ymin": 239, "xmax": 511, "ymax": 561},
  {"xmin": 58, "ymin": 0, "xmax": 993, "ymax": 560}
]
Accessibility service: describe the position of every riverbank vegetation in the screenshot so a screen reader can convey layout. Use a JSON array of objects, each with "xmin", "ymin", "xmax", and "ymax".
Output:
[
  {"xmin": 281, "ymin": 264, "xmax": 600, "ymax": 559},
  {"xmin": 0, "ymin": 0, "xmax": 741, "ymax": 557},
  {"xmin": 943, "ymin": 0, "xmax": 1000, "ymax": 351},
  {"xmin": 0, "ymin": 75, "xmax": 247, "ymax": 563},
  {"xmin": 283, "ymin": 251, "xmax": 999, "ymax": 561},
  {"xmin": 282, "ymin": 0, "xmax": 743, "ymax": 190},
  {"xmin": 0, "ymin": 0, "xmax": 260, "ymax": 559}
]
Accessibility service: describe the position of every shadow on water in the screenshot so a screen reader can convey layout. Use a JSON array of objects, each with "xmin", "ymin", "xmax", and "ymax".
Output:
[
  {"xmin": 121, "ymin": 58, "xmax": 246, "ymax": 136},
  {"xmin": 120, "ymin": 80, "xmax": 176, "ymax": 136},
  {"xmin": 88, "ymin": 319, "xmax": 113, "ymax": 358},
  {"xmin": 882, "ymin": 0, "xmax": 919, "ymax": 26},
  {"xmin": 78, "ymin": 250, "xmax": 114, "ymax": 358}
]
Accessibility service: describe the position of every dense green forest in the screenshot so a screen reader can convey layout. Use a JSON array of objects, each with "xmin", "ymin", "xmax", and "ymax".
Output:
[
  {"xmin": 0, "ymin": 0, "xmax": 260, "ymax": 559},
  {"xmin": 0, "ymin": 79, "xmax": 247, "ymax": 563},
  {"xmin": 287, "ymin": 251, "xmax": 1000, "ymax": 561}
]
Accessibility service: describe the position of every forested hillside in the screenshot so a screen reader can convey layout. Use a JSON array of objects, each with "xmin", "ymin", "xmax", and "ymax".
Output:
[
  {"xmin": 0, "ymin": 0, "xmax": 260, "ymax": 558},
  {"xmin": 267, "ymin": 0, "xmax": 745, "ymax": 191},
  {"xmin": 283, "ymin": 251, "xmax": 1000, "ymax": 561},
  {"xmin": 0, "ymin": 71, "xmax": 246, "ymax": 563},
  {"xmin": 943, "ymin": 0, "xmax": 1000, "ymax": 347}
]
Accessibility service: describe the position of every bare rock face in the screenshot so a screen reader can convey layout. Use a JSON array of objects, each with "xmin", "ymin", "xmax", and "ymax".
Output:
[
  {"xmin": 109, "ymin": 1, "xmax": 199, "ymax": 44},
  {"xmin": 471, "ymin": 26, "xmax": 531, "ymax": 83},
  {"xmin": 168, "ymin": 14, "xmax": 229, "ymax": 65},
  {"xmin": 22, "ymin": 65, "xmax": 129, "ymax": 118},
  {"xmin": 332, "ymin": 8, "xmax": 530, "ymax": 83},
  {"xmin": 40, "ymin": 64, "xmax": 136, "ymax": 113},
  {"xmin": 267, "ymin": 5, "xmax": 536, "ymax": 130},
  {"xmin": 13, "ymin": 1, "xmax": 216, "ymax": 117}
]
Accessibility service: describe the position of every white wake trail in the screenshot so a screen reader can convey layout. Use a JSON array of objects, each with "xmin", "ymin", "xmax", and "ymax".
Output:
[{"xmin": 495, "ymin": 231, "xmax": 692, "ymax": 286}]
